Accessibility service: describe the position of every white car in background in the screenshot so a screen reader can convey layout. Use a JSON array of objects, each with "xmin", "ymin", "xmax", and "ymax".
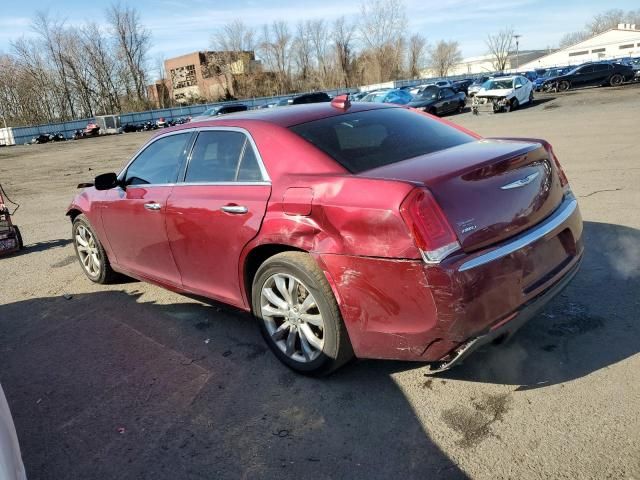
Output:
[
  {"xmin": 0, "ymin": 384, "xmax": 26, "ymax": 480},
  {"xmin": 472, "ymin": 75, "xmax": 534, "ymax": 114}
]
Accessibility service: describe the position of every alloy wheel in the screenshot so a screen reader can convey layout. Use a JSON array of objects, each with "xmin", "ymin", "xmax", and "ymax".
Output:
[
  {"xmin": 260, "ymin": 273, "xmax": 324, "ymax": 363},
  {"xmin": 75, "ymin": 224, "xmax": 101, "ymax": 277}
]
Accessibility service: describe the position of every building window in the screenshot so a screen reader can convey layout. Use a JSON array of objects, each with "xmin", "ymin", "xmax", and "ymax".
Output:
[
  {"xmin": 591, "ymin": 48, "xmax": 605, "ymax": 53},
  {"xmin": 568, "ymin": 50, "xmax": 589, "ymax": 57},
  {"xmin": 171, "ymin": 64, "xmax": 197, "ymax": 89},
  {"xmin": 619, "ymin": 44, "xmax": 634, "ymax": 49}
]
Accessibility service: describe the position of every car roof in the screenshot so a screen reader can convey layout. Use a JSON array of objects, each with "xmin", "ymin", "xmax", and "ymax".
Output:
[{"xmin": 184, "ymin": 101, "xmax": 396, "ymax": 128}]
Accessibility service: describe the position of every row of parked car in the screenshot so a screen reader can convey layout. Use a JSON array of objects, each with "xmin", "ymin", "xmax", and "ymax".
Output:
[{"xmin": 33, "ymin": 57, "xmax": 640, "ymax": 143}]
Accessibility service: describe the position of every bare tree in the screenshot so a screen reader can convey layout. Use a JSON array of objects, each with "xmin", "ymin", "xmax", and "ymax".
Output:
[
  {"xmin": 333, "ymin": 16, "xmax": 356, "ymax": 88},
  {"xmin": 558, "ymin": 31, "xmax": 590, "ymax": 48},
  {"xmin": 210, "ymin": 19, "xmax": 261, "ymax": 99},
  {"xmin": 106, "ymin": 4, "xmax": 151, "ymax": 105},
  {"xmin": 79, "ymin": 23, "xmax": 122, "ymax": 113},
  {"xmin": 587, "ymin": 9, "xmax": 626, "ymax": 35},
  {"xmin": 308, "ymin": 20, "xmax": 331, "ymax": 85},
  {"xmin": 292, "ymin": 21, "xmax": 313, "ymax": 87},
  {"xmin": 429, "ymin": 40, "xmax": 461, "ymax": 77},
  {"xmin": 486, "ymin": 27, "xmax": 514, "ymax": 72},
  {"xmin": 559, "ymin": 8, "xmax": 640, "ymax": 49},
  {"xmin": 407, "ymin": 34, "xmax": 427, "ymax": 78},
  {"xmin": 359, "ymin": 0, "xmax": 407, "ymax": 83},
  {"xmin": 259, "ymin": 21, "xmax": 292, "ymax": 94}
]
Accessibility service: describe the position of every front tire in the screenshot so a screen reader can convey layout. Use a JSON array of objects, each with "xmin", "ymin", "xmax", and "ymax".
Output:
[
  {"xmin": 558, "ymin": 80, "xmax": 570, "ymax": 92},
  {"xmin": 252, "ymin": 252, "xmax": 353, "ymax": 376},
  {"xmin": 72, "ymin": 214, "xmax": 117, "ymax": 284}
]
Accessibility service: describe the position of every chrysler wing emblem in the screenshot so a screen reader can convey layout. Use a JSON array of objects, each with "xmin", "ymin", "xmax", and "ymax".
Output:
[{"xmin": 501, "ymin": 171, "xmax": 540, "ymax": 190}]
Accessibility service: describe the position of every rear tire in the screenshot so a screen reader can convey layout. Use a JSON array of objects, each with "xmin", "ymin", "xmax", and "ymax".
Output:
[
  {"xmin": 609, "ymin": 74, "xmax": 623, "ymax": 87},
  {"xmin": 72, "ymin": 214, "xmax": 118, "ymax": 284},
  {"xmin": 252, "ymin": 252, "xmax": 354, "ymax": 376}
]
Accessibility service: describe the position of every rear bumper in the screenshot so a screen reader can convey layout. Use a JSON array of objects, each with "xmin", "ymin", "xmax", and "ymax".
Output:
[
  {"xmin": 318, "ymin": 194, "xmax": 584, "ymax": 364},
  {"xmin": 426, "ymin": 254, "xmax": 582, "ymax": 373}
]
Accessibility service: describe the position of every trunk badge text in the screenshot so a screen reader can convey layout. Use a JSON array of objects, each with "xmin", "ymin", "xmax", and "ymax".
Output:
[{"xmin": 500, "ymin": 171, "xmax": 540, "ymax": 190}]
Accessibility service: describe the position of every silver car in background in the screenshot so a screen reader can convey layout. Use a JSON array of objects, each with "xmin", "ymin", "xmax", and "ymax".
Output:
[{"xmin": 0, "ymin": 384, "xmax": 26, "ymax": 480}]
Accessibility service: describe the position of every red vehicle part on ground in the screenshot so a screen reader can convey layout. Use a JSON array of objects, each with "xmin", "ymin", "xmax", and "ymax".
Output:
[{"xmin": 67, "ymin": 97, "xmax": 583, "ymax": 374}]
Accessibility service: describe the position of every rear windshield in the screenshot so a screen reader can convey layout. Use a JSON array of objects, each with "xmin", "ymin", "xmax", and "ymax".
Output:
[{"xmin": 289, "ymin": 107, "xmax": 474, "ymax": 173}]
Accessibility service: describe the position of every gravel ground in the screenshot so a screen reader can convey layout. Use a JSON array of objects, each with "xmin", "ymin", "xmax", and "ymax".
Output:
[{"xmin": 0, "ymin": 85, "xmax": 638, "ymax": 480}]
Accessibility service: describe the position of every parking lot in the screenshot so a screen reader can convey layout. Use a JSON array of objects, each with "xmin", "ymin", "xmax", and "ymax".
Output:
[{"xmin": 0, "ymin": 85, "xmax": 639, "ymax": 479}]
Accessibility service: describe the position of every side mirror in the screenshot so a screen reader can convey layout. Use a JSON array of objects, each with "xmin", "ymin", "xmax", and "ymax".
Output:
[
  {"xmin": 515, "ymin": 84, "xmax": 522, "ymax": 89},
  {"xmin": 94, "ymin": 172, "xmax": 119, "ymax": 190}
]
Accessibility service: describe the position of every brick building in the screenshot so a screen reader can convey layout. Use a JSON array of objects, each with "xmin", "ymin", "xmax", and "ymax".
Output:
[{"xmin": 163, "ymin": 51, "xmax": 258, "ymax": 104}]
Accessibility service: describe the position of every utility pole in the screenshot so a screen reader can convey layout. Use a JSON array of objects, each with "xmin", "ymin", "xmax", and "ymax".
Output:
[{"xmin": 514, "ymin": 34, "xmax": 522, "ymax": 70}]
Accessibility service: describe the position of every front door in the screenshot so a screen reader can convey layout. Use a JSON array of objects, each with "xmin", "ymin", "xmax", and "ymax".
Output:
[
  {"xmin": 572, "ymin": 65, "xmax": 594, "ymax": 87},
  {"xmin": 100, "ymin": 131, "xmax": 193, "ymax": 286},
  {"xmin": 166, "ymin": 129, "xmax": 271, "ymax": 308}
]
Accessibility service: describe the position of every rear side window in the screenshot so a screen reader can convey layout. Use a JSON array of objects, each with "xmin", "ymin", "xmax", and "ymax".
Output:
[
  {"xmin": 237, "ymin": 145, "xmax": 264, "ymax": 181},
  {"xmin": 185, "ymin": 130, "xmax": 264, "ymax": 183},
  {"xmin": 289, "ymin": 108, "xmax": 474, "ymax": 173},
  {"xmin": 125, "ymin": 133, "xmax": 191, "ymax": 185}
]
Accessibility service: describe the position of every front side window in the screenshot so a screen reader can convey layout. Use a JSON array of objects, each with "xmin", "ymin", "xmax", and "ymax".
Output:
[
  {"xmin": 185, "ymin": 130, "xmax": 264, "ymax": 183},
  {"xmin": 125, "ymin": 133, "xmax": 191, "ymax": 185},
  {"xmin": 289, "ymin": 107, "xmax": 475, "ymax": 173}
]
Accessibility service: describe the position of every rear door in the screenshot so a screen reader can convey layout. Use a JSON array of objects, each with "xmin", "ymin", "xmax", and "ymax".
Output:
[
  {"xmin": 591, "ymin": 63, "xmax": 611, "ymax": 84},
  {"xmin": 166, "ymin": 128, "xmax": 271, "ymax": 307},
  {"xmin": 100, "ymin": 131, "xmax": 193, "ymax": 285}
]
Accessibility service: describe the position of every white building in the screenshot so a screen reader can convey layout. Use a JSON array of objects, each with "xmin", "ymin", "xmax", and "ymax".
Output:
[{"xmin": 520, "ymin": 24, "xmax": 640, "ymax": 70}]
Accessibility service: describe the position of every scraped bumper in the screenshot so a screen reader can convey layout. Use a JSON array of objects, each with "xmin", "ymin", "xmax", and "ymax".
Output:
[{"xmin": 426, "ymin": 255, "xmax": 582, "ymax": 373}]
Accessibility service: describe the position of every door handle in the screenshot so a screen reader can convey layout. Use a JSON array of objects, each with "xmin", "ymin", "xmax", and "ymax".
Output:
[
  {"xmin": 221, "ymin": 205, "xmax": 248, "ymax": 214},
  {"xmin": 144, "ymin": 202, "xmax": 161, "ymax": 211}
]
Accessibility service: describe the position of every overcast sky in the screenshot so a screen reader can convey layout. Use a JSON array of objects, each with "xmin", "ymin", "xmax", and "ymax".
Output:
[{"xmin": 1, "ymin": 0, "xmax": 638, "ymax": 60}]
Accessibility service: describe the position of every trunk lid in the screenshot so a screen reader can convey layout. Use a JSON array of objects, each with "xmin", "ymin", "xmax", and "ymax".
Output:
[{"xmin": 361, "ymin": 139, "xmax": 564, "ymax": 252}]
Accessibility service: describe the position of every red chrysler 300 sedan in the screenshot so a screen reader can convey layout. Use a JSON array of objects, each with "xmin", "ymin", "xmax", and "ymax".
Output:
[{"xmin": 67, "ymin": 97, "xmax": 583, "ymax": 375}]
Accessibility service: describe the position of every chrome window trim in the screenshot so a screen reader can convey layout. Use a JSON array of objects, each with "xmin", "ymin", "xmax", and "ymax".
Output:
[
  {"xmin": 458, "ymin": 194, "xmax": 578, "ymax": 272},
  {"xmin": 182, "ymin": 126, "xmax": 271, "ymax": 184},
  {"xmin": 173, "ymin": 181, "xmax": 271, "ymax": 187},
  {"xmin": 117, "ymin": 128, "xmax": 196, "ymax": 184}
]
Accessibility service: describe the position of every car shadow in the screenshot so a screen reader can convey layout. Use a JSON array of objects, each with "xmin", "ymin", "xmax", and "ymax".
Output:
[
  {"xmin": 0, "ymin": 290, "xmax": 468, "ymax": 479},
  {"xmin": 528, "ymin": 96, "xmax": 556, "ymax": 108},
  {"xmin": 11, "ymin": 238, "xmax": 73, "ymax": 256},
  {"xmin": 437, "ymin": 221, "xmax": 640, "ymax": 388}
]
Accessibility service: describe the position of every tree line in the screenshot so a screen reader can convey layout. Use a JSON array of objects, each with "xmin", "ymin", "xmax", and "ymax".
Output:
[
  {"xmin": 560, "ymin": 9, "xmax": 640, "ymax": 48},
  {"xmin": 175, "ymin": 0, "xmax": 462, "ymax": 104},
  {"xmin": 0, "ymin": 0, "xmax": 465, "ymax": 126},
  {"xmin": 0, "ymin": 5, "xmax": 151, "ymax": 127},
  {"xmin": 3, "ymin": 2, "xmax": 633, "ymax": 127}
]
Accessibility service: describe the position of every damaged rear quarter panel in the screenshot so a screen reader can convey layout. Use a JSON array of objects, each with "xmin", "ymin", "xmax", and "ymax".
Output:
[{"xmin": 317, "ymin": 253, "xmax": 442, "ymax": 360}]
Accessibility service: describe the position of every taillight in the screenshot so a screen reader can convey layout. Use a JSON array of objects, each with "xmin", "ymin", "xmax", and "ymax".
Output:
[
  {"xmin": 400, "ymin": 188, "xmax": 461, "ymax": 264},
  {"xmin": 546, "ymin": 144, "xmax": 569, "ymax": 190}
]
